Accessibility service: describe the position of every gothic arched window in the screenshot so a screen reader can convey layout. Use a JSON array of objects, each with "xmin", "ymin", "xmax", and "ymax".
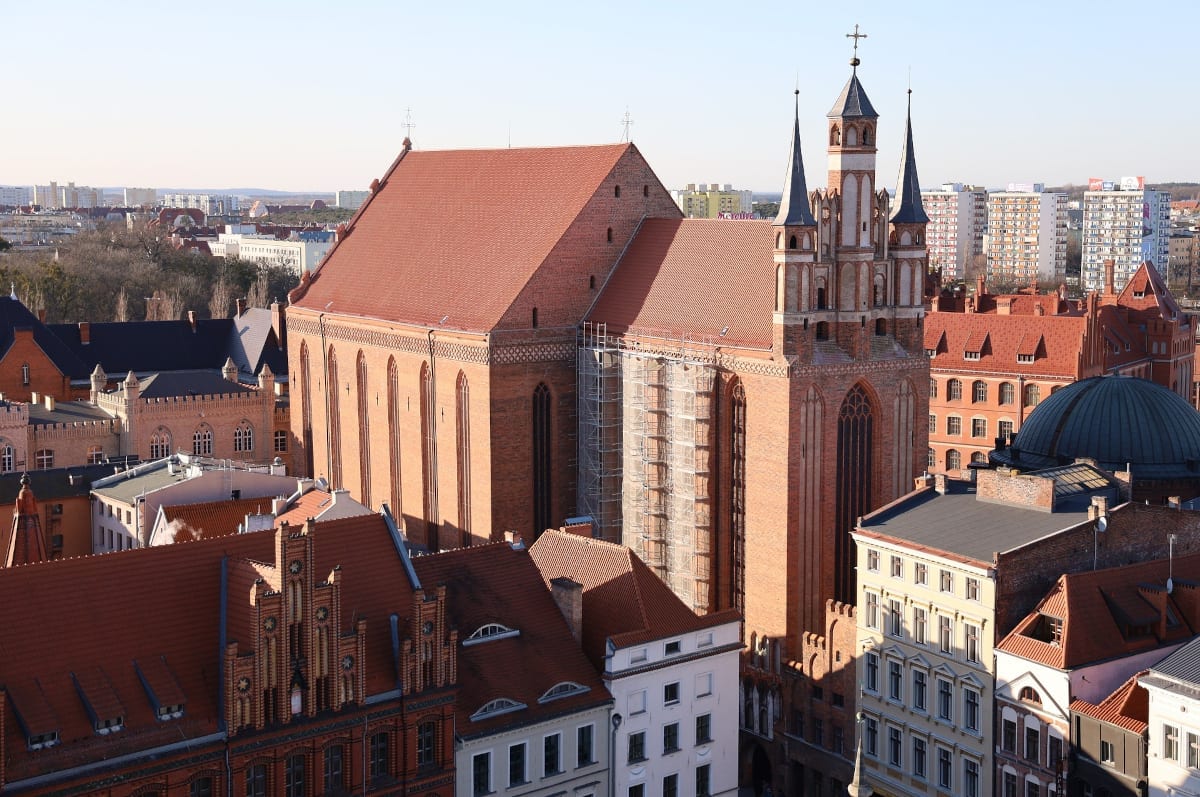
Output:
[
  {"xmin": 456, "ymin": 372, "xmax": 471, "ymax": 547},
  {"xmin": 730, "ymin": 381, "xmax": 747, "ymax": 615},
  {"xmin": 357, "ymin": 351, "xmax": 370, "ymax": 508},
  {"xmin": 420, "ymin": 362, "xmax": 438, "ymax": 551},
  {"xmin": 532, "ymin": 383, "xmax": 552, "ymax": 540},
  {"xmin": 327, "ymin": 346, "xmax": 342, "ymax": 488},
  {"xmin": 300, "ymin": 341, "xmax": 314, "ymax": 476},
  {"xmin": 192, "ymin": 425, "xmax": 213, "ymax": 456},
  {"xmin": 835, "ymin": 384, "xmax": 875, "ymax": 601},
  {"xmin": 387, "ymin": 357, "xmax": 402, "ymax": 519},
  {"xmin": 150, "ymin": 427, "xmax": 172, "ymax": 459},
  {"xmin": 234, "ymin": 421, "xmax": 254, "ymax": 453}
]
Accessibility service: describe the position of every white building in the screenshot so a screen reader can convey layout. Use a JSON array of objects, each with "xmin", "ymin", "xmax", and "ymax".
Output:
[
  {"xmin": 161, "ymin": 193, "xmax": 239, "ymax": 215},
  {"xmin": 1140, "ymin": 635, "xmax": 1200, "ymax": 797},
  {"xmin": 530, "ymin": 531, "xmax": 742, "ymax": 797},
  {"xmin": 208, "ymin": 228, "xmax": 334, "ymax": 274},
  {"xmin": 123, "ymin": 187, "xmax": 157, "ymax": 207},
  {"xmin": 0, "ymin": 185, "xmax": 31, "ymax": 207},
  {"xmin": 1082, "ymin": 184, "xmax": 1171, "ymax": 293},
  {"xmin": 986, "ymin": 185, "xmax": 1068, "ymax": 286},
  {"xmin": 921, "ymin": 183, "xmax": 987, "ymax": 279},
  {"xmin": 335, "ymin": 189, "xmax": 370, "ymax": 209}
]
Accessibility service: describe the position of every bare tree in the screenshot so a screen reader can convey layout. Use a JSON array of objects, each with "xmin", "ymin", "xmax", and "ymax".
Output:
[
  {"xmin": 114, "ymin": 290, "xmax": 129, "ymax": 322},
  {"xmin": 246, "ymin": 270, "xmax": 270, "ymax": 309},
  {"xmin": 208, "ymin": 279, "xmax": 236, "ymax": 319}
]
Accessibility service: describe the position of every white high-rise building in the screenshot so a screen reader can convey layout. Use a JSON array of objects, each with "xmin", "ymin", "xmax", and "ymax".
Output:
[
  {"xmin": 334, "ymin": 189, "xmax": 370, "ymax": 210},
  {"xmin": 123, "ymin": 187, "xmax": 157, "ymax": 207},
  {"xmin": 921, "ymin": 183, "xmax": 987, "ymax": 279},
  {"xmin": 161, "ymin": 194, "xmax": 239, "ymax": 215},
  {"xmin": 986, "ymin": 185, "xmax": 1068, "ymax": 286},
  {"xmin": 1081, "ymin": 182, "xmax": 1171, "ymax": 293},
  {"xmin": 0, "ymin": 186, "xmax": 31, "ymax": 207}
]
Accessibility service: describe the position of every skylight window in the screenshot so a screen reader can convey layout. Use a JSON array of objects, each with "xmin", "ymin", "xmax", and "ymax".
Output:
[
  {"xmin": 463, "ymin": 622, "xmax": 520, "ymax": 647},
  {"xmin": 470, "ymin": 697, "xmax": 527, "ymax": 721},
  {"xmin": 538, "ymin": 682, "xmax": 591, "ymax": 704}
]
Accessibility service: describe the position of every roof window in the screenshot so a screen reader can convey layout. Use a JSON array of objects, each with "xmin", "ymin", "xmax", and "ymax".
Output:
[
  {"xmin": 463, "ymin": 622, "xmax": 520, "ymax": 647},
  {"xmin": 538, "ymin": 681, "xmax": 590, "ymax": 703},
  {"xmin": 470, "ymin": 697, "xmax": 527, "ymax": 721}
]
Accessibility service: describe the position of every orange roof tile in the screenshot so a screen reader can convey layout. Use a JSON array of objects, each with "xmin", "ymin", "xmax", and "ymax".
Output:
[
  {"xmin": 528, "ymin": 531, "xmax": 740, "ymax": 672},
  {"xmin": 293, "ymin": 144, "xmax": 637, "ymax": 332},
  {"xmin": 587, "ymin": 217, "xmax": 775, "ymax": 349},
  {"xmin": 410, "ymin": 543, "xmax": 610, "ymax": 739},
  {"xmin": 925, "ymin": 312, "xmax": 1087, "ymax": 378},
  {"xmin": 159, "ymin": 495, "xmax": 277, "ymax": 542},
  {"xmin": 1070, "ymin": 670, "xmax": 1149, "ymax": 733}
]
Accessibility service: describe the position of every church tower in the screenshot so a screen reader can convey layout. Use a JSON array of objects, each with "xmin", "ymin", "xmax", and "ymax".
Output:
[{"xmin": 772, "ymin": 90, "xmax": 818, "ymax": 362}]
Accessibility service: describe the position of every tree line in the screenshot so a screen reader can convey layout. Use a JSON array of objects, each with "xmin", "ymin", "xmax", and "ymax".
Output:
[{"xmin": 0, "ymin": 223, "xmax": 300, "ymax": 323}]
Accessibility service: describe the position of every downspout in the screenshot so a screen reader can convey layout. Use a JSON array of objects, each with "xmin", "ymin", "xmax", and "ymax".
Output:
[
  {"xmin": 427, "ymin": 328, "xmax": 439, "ymax": 544},
  {"xmin": 320, "ymin": 310, "xmax": 334, "ymax": 484}
]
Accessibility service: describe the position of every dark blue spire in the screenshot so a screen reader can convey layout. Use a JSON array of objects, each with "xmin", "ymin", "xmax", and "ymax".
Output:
[
  {"xmin": 774, "ymin": 90, "xmax": 816, "ymax": 227},
  {"xmin": 827, "ymin": 72, "xmax": 878, "ymax": 120},
  {"xmin": 890, "ymin": 90, "xmax": 928, "ymax": 225}
]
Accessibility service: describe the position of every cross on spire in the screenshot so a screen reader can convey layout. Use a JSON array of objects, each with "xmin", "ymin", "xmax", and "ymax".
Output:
[
  {"xmin": 846, "ymin": 24, "xmax": 867, "ymax": 68},
  {"xmin": 620, "ymin": 108, "xmax": 634, "ymax": 143}
]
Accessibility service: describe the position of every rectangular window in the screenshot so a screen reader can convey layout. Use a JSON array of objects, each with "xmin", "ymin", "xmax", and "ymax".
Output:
[
  {"xmin": 914, "ymin": 607, "xmax": 927, "ymax": 645},
  {"xmin": 190, "ymin": 778, "xmax": 213, "ymax": 797},
  {"xmin": 508, "ymin": 743, "xmax": 526, "ymax": 786},
  {"xmin": 629, "ymin": 689, "xmax": 647, "ymax": 714},
  {"xmin": 664, "ymin": 723, "xmax": 680, "ymax": 754},
  {"xmin": 965, "ymin": 623, "xmax": 980, "ymax": 663},
  {"xmin": 628, "ymin": 731, "xmax": 646, "ymax": 764},
  {"xmin": 939, "ymin": 615, "xmax": 953, "ymax": 653},
  {"xmin": 274, "ymin": 430, "xmax": 288, "ymax": 452},
  {"xmin": 913, "ymin": 736, "xmax": 927, "ymax": 778},
  {"xmin": 324, "ymin": 746, "xmax": 344, "ymax": 792},
  {"xmin": 888, "ymin": 660, "xmax": 902, "ymax": 701},
  {"xmin": 971, "ymin": 418, "xmax": 987, "ymax": 438},
  {"xmin": 913, "ymin": 670, "xmax": 927, "ymax": 711},
  {"xmin": 1003, "ymin": 720, "xmax": 1017, "ymax": 752},
  {"xmin": 937, "ymin": 747, "xmax": 952, "ymax": 790},
  {"xmin": 663, "ymin": 773, "xmax": 678, "ymax": 797},
  {"xmin": 630, "ymin": 786, "xmax": 645, "ymax": 797},
  {"xmin": 999, "ymin": 419, "xmax": 1014, "ymax": 439},
  {"xmin": 417, "ymin": 721, "xmax": 436, "ymax": 768},
  {"xmin": 865, "ymin": 592, "xmax": 879, "ymax": 629},
  {"xmin": 370, "ymin": 732, "xmax": 389, "ymax": 781},
  {"xmin": 964, "ymin": 759, "xmax": 979, "ymax": 797},
  {"xmin": 473, "ymin": 752, "xmax": 491, "ymax": 797},
  {"xmin": 939, "ymin": 570, "xmax": 953, "ymax": 593},
  {"xmin": 247, "ymin": 763, "xmax": 268, "ymax": 797},
  {"xmin": 966, "ymin": 577, "xmax": 980, "ymax": 601},
  {"xmin": 888, "ymin": 599, "xmax": 903, "ymax": 637},
  {"xmin": 544, "ymin": 733, "xmax": 561, "ymax": 776},
  {"xmin": 947, "ymin": 416, "xmax": 962, "ymax": 436},
  {"xmin": 577, "ymin": 724, "xmax": 595, "ymax": 767},
  {"xmin": 664, "ymin": 682, "xmax": 680, "ymax": 705},
  {"xmin": 915, "ymin": 562, "xmax": 928, "ymax": 585},
  {"xmin": 696, "ymin": 713, "xmax": 712, "ymax": 744},
  {"xmin": 1101, "ymin": 739, "xmax": 1115, "ymax": 764},
  {"xmin": 812, "ymin": 717, "xmax": 823, "ymax": 746},
  {"xmin": 1026, "ymin": 726, "xmax": 1041, "ymax": 763},
  {"xmin": 1188, "ymin": 731, "xmax": 1199, "ymax": 768},
  {"xmin": 865, "ymin": 652, "xmax": 879, "ymax": 692},
  {"xmin": 696, "ymin": 672, "xmax": 713, "ymax": 697},
  {"xmin": 929, "ymin": 413, "xmax": 937, "ymax": 435},
  {"xmin": 937, "ymin": 679, "xmax": 953, "ymax": 721},
  {"xmin": 696, "ymin": 764, "xmax": 711, "ymax": 797},
  {"xmin": 665, "ymin": 640, "xmax": 681, "ymax": 655},
  {"xmin": 864, "ymin": 717, "xmax": 878, "ymax": 757},
  {"xmin": 867, "ymin": 549, "xmax": 880, "ymax": 571},
  {"xmin": 286, "ymin": 754, "xmax": 305, "ymax": 797},
  {"xmin": 890, "ymin": 555, "xmax": 903, "ymax": 578},
  {"xmin": 888, "ymin": 726, "xmax": 902, "ymax": 767},
  {"xmin": 964, "ymin": 689, "xmax": 980, "ymax": 732},
  {"xmin": 1165, "ymin": 724, "xmax": 1180, "ymax": 761}
]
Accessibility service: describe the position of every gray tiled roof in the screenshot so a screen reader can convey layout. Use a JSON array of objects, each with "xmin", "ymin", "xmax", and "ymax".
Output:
[
  {"xmin": 828, "ymin": 72, "xmax": 878, "ymax": 119},
  {"xmin": 774, "ymin": 96, "xmax": 817, "ymax": 227},
  {"xmin": 889, "ymin": 98, "xmax": 929, "ymax": 225}
]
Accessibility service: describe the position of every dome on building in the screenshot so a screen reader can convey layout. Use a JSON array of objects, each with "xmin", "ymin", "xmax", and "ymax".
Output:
[{"xmin": 992, "ymin": 376, "xmax": 1200, "ymax": 479}]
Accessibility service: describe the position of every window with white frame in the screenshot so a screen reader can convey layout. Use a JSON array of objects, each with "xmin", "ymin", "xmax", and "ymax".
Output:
[
  {"xmin": 939, "ymin": 570, "xmax": 953, "ymax": 593},
  {"xmin": 890, "ymin": 555, "xmax": 903, "ymax": 578},
  {"xmin": 965, "ymin": 623, "xmax": 980, "ymax": 663},
  {"xmin": 964, "ymin": 688, "xmax": 980, "ymax": 732},
  {"xmin": 915, "ymin": 562, "xmax": 928, "ymax": 585},
  {"xmin": 912, "ymin": 670, "xmax": 927, "ymax": 711},
  {"xmin": 914, "ymin": 607, "xmax": 928, "ymax": 645},
  {"xmin": 937, "ymin": 747, "xmax": 953, "ymax": 790},
  {"xmin": 912, "ymin": 736, "xmax": 927, "ymax": 779},
  {"xmin": 864, "ymin": 717, "xmax": 878, "ymax": 757},
  {"xmin": 966, "ymin": 577, "xmax": 980, "ymax": 601},
  {"xmin": 888, "ymin": 660, "xmax": 902, "ymax": 701},
  {"xmin": 964, "ymin": 758, "xmax": 980, "ymax": 797},
  {"xmin": 937, "ymin": 678, "xmax": 953, "ymax": 721},
  {"xmin": 888, "ymin": 598, "xmax": 903, "ymax": 637},
  {"xmin": 867, "ymin": 549, "xmax": 880, "ymax": 571},
  {"xmin": 888, "ymin": 726, "xmax": 902, "ymax": 767},
  {"xmin": 865, "ymin": 592, "xmax": 879, "ymax": 629},
  {"xmin": 865, "ymin": 652, "xmax": 879, "ymax": 693},
  {"xmin": 234, "ymin": 421, "xmax": 254, "ymax": 453},
  {"xmin": 1164, "ymin": 724, "xmax": 1180, "ymax": 762},
  {"xmin": 939, "ymin": 615, "xmax": 953, "ymax": 653}
]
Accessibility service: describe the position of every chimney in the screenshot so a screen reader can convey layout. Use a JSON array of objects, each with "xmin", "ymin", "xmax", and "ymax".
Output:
[
  {"xmin": 270, "ymin": 301, "xmax": 286, "ymax": 351},
  {"xmin": 37, "ymin": 308, "xmax": 46, "ymax": 323},
  {"xmin": 914, "ymin": 473, "xmax": 934, "ymax": 491},
  {"xmin": 1034, "ymin": 303, "xmax": 1045, "ymax": 316},
  {"xmin": 934, "ymin": 473, "xmax": 948, "ymax": 495},
  {"xmin": 235, "ymin": 297, "xmax": 246, "ymax": 316},
  {"xmin": 504, "ymin": 530, "xmax": 524, "ymax": 550},
  {"xmin": 1169, "ymin": 496, "xmax": 1182, "ymax": 510},
  {"xmin": 78, "ymin": 321, "xmax": 90, "ymax": 344},
  {"xmin": 187, "ymin": 310, "xmax": 197, "ymax": 332},
  {"xmin": 43, "ymin": 395, "xmax": 55, "ymax": 411},
  {"xmin": 272, "ymin": 496, "xmax": 289, "ymax": 515},
  {"xmin": 549, "ymin": 577, "xmax": 584, "ymax": 642},
  {"xmin": 1092, "ymin": 494, "xmax": 1109, "ymax": 517},
  {"xmin": 29, "ymin": 391, "xmax": 39, "ymax": 404},
  {"xmin": 1104, "ymin": 259, "xmax": 1115, "ymax": 295}
]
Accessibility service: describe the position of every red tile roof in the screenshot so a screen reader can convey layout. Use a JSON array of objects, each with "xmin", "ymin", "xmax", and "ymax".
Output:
[
  {"xmin": 410, "ymin": 543, "xmax": 609, "ymax": 739},
  {"xmin": 1113, "ymin": 260, "xmax": 1184, "ymax": 320},
  {"xmin": 925, "ymin": 311, "xmax": 1090, "ymax": 378},
  {"xmin": 293, "ymin": 144, "xmax": 635, "ymax": 332},
  {"xmin": 159, "ymin": 495, "xmax": 277, "ymax": 542},
  {"xmin": 587, "ymin": 217, "xmax": 775, "ymax": 349},
  {"xmin": 1070, "ymin": 670, "xmax": 1149, "ymax": 733},
  {"xmin": 996, "ymin": 553, "xmax": 1200, "ymax": 669},
  {"xmin": 528, "ymin": 531, "xmax": 740, "ymax": 671}
]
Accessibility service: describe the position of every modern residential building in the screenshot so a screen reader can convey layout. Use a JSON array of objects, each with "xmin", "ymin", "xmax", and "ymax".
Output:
[
  {"xmin": 1082, "ymin": 183, "xmax": 1171, "ymax": 293},
  {"xmin": 925, "ymin": 261, "xmax": 1195, "ymax": 473},
  {"xmin": 995, "ymin": 554, "xmax": 1200, "ymax": 797},
  {"xmin": 412, "ymin": 541, "xmax": 614, "ymax": 797},
  {"xmin": 670, "ymin": 183, "xmax": 755, "ymax": 218},
  {"xmin": 161, "ymin": 193, "xmax": 239, "ymax": 215},
  {"xmin": 986, "ymin": 186, "xmax": 1068, "ymax": 286},
  {"xmin": 123, "ymin": 186, "xmax": 157, "ymax": 207},
  {"xmin": 335, "ymin": 189, "xmax": 371, "ymax": 209},
  {"xmin": 1169, "ymin": 230, "xmax": 1196, "ymax": 290},
  {"xmin": 1140, "ymin": 634, "xmax": 1200, "ymax": 797},
  {"xmin": 1071, "ymin": 672, "xmax": 1150, "ymax": 797},
  {"xmin": 921, "ymin": 183, "xmax": 987, "ymax": 280},
  {"xmin": 209, "ymin": 228, "xmax": 334, "ymax": 273},
  {"xmin": 0, "ymin": 185, "xmax": 31, "ymax": 207},
  {"xmin": 530, "ymin": 530, "xmax": 741, "ymax": 797}
]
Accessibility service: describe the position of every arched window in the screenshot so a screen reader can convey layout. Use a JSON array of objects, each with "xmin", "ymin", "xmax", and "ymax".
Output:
[
  {"xmin": 456, "ymin": 372, "xmax": 471, "ymax": 547},
  {"xmin": 34, "ymin": 449, "xmax": 54, "ymax": 469},
  {"xmin": 357, "ymin": 351, "xmax": 370, "ymax": 508},
  {"xmin": 1024, "ymin": 383, "xmax": 1040, "ymax": 408},
  {"xmin": 150, "ymin": 427, "xmax": 172, "ymax": 459},
  {"xmin": 87, "ymin": 445, "xmax": 105, "ymax": 465},
  {"xmin": 730, "ymin": 381, "xmax": 747, "ymax": 615},
  {"xmin": 234, "ymin": 421, "xmax": 254, "ymax": 453},
  {"xmin": 300, "ymin": 342, "xmax": 314, "ymax": 476},
  {"xmin": 387, "ymin": 357, "xmax": 402, "ymax": 519},
  {"xmin": 835, "ymin": 384, "xmax": 875, "ymax": 602},
  {"xmin": 971, "ymin": 452, "xmax": 987, "ymax": 464},
  {"xmin": 420, "ymin": 362, "xmax": 438, "ymax": 551},
  {"xmin": 21, "ymin": 363, "xmax": 30, "ymax": 386},
  {"xmin": 972, "ymin": 380, "xmax": 987, "ymax": 403},
  {"xmin": 830, "ymin": 125, "xmax": 841, "ymax": 145},
  {"xmin": 532, "ymin": 383, "xmax": 552, "ymax": 540},
  {"xmin": 999, "ymin": 382, "xmax": 1015, "ymax": 405},
  {"xmin": 947, "ymin": 379, "xmax": 963, "ymax": 401},
  {"xmin": 1019, "ymin": 686, "xmax": 1042, "ymax": 705},
  {"xmin": 862, "ymin": 126, "xmax": 872, "ymax": 146},
  {"xmin": 192, "ymin": 425, "xmax": 213, "ymax": 456},
  {"xmin": 327, "ymin": 347, "xmax": 342, "ymax": 488},
  {"xmin": 0, "ymin": 442, "xmax": 12, "ymax": 472},
  {"xmin": 789, "ymin": 235, "xmax": 797, "ymax": 250},
  {"xmin": 946, "ymin": 449, "xmax": 961, "ymax": 470}
]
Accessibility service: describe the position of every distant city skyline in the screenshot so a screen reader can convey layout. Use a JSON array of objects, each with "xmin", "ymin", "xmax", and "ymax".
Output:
[{"xmin": 7, "ymin": 1, "xmax": 1199, "ymax": 195}]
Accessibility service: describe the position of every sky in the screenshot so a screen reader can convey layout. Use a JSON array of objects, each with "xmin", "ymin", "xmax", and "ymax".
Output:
[{"xmin": 4, "ymin": 0, "xmax": 1198, "ymax": 195}]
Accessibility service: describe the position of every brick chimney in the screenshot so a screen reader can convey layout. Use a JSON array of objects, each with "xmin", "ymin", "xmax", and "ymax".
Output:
[
  {"xmin": 78, "ymin": 321, "xmax": 90, "ymax": 344},
  {"xmin": 549, "ymin": 577, "xmax": 583, "ymax": 642},
  {"xmin": 187, "ymin": 310, "xmax": 197, "ymax": 332},
  {"xmin": 235, "ymin": 297, "xmax": 246, "ymax": 316},
  {"xmin": 1104, "ymin": 259, "xmax": 1115, "ymax": 296},
  {"xmin": 270, "ymin": 301, "xmax": 286, "ymax": 351},
  {"xmin": 934, "ymin": 473, "xmax": 948, "ymax": 494}
]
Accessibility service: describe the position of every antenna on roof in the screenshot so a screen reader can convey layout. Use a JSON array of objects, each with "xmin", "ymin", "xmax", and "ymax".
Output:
[
  {"xmin": 402, "ymin": 107, "xmax": 416, "ymax": 145},
  {"xmin": 620, "ymin": 108, "xmax": 634, "ymax": 143},
  {"xmin": 1168, "ymin": 533, "xmax": 1178, "ymax": 594}
]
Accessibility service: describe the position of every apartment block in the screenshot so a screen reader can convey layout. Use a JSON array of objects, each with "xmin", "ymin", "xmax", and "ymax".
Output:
[
  {"xmin": 670, "ymin": 183, "xmax": 754, "ymax": 218},
  {"xmin": 1082, "ymin": 185, "xmax": 1171, "ymax": 293},
  {"xmin": 921, "ymin": 183, "xmax": 986, "ymax": 279},
  {"xmin": 986, "ymin": 186, "xmax": 1068, "ymax": 286}
]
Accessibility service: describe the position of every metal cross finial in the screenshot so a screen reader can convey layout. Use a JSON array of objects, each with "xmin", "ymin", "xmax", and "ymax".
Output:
[
  {"xmin": 620, "ymin": 108, "xmax": 634, "ymax": 143},
  {"xmin": 846, "ymin": 24, "xmax": 867, "ymax": 67},
  {"xmin": 402, "ymin": 107, "xmax": 416, "ymax": 140}
]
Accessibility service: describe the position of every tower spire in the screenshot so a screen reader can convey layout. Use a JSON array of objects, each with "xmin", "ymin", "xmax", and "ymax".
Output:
[
  {"xmin": 890, "ymin": 89, "xmax": 928, "ymax": 224},
  {"xmin": 774, "ymin": 89, "xmax": 816, "ymax": 227},
  {"xmin": 5, "ymin": 474, "xmax": 48, "ymax": 567}
]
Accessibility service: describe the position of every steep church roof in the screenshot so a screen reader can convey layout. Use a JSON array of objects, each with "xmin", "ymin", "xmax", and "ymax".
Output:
[
  {"xmin": 890, "ymin": 93, "xmax": 929, "ymax": 225},
  {"xmin": 828, "ymin": 71, "xmax": 877, "ymax": 119},
  {"xmin": 0, "ymin": 296, "xmax": 88, "ymax": 378},
  {"xmin": 292, "ymin": 143, "xmax": 648, "ymax": 332},
  {"xmin": 774, "ymin": 91, "xmax": 817, "ymax": 227}
]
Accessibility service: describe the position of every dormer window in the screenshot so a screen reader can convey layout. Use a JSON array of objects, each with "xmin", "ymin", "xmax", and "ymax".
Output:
[
  {"xmin": 471, "ymin": 697, "xmax": 527, "ymax": 721},
  {"xmin": 964, "ymin": 351, "xmax": 981, "ymax": 361},
  {"xmin": 538, "ymin": 682, "xmax": 590, "ymax": 703},
  {"xmin": 1017, "ymin": 354, "xmax": 1034, "ymax": 364},
  {"xmin": 463, "ymin": 622, "xmax": 520, "ymax": 646},
  {"xmin": 157, "ymin": 703, "xmax": 185, "ymax": 720},
  {"xmin": 95, "ymin": 715, "xmax": 125, "ymax": 735},
  {"xmin": 1133, "ymin": 291, "xmax": 1145, "ymax": 299},
  {"xmin": 28, "ymin": 731, "xmax": 59, "ymax": 750}
]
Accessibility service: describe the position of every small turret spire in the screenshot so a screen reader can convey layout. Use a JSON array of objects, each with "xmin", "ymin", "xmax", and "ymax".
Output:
[
  {"xmin": 774, "ymin": 89, "xmax": 817, "ymax": 227},
  {"xmin": 890, "ymin": 89, "xmax": 929, "ymax": 225},
  {"xmin": 5, "ymin": 474, "xmax": 48, "ymax": 567}
]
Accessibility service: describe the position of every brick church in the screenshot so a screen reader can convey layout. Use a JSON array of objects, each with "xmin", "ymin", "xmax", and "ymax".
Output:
[{"xmin": 288, "ymin": 53, "xmax": 930, "ymax": 787}]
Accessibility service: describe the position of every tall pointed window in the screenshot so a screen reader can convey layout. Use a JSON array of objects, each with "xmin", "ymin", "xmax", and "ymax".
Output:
[
  {"xmin": 300, "ymin": 342, "xmax": 314, "ymax": 476},
  {"xmin": 387, "ymin": 357, "xmax": 402, "ymax": 519},
  {"xmin": 420, "ymin": 362, "xmax": 438, "ymax": 550},
  {"xmin": 0, "ymin": 440, "xmax": 13, "ymax": 472},
  {"xmin": 357, "ymin": 351, "xmax": 371, "ymax": 508},
  {"xmin": 456, "ymin": 372, "xmax": 471, "ymax": 547},
  {"xmin": 192, "ymin": 425, "xmax": 213, "ymax": 456},
  {"xmin": 234, "ymin": 421, "xmax": 254, "ymax": 453},
  {"xmin": 150, "ymin": 427, "xmax": 172, "ymax": 459},
  {"xmin": 327, "ymin": 347, "xmax": 341, "ymax": 488},
  {"xmin": 835, "ymin": 384, "xmax": 875, "ymax": 601},
  {"xmin": 532, "ymin": 383, "xmax": 552, "ymax": 540},
  {"xmin": 730, "ymin": 382, "xmax": 747, "ymax": 615}
]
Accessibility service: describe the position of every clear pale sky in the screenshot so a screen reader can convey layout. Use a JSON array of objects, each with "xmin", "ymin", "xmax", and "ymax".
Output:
[{"xmin": 5, "ymin": 0, "xmax": 1197, "ymax": 195}]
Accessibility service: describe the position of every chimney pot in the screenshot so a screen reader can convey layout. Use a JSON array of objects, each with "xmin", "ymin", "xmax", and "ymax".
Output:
[
  {"xmin": 187, "ymin": 310, "xmax": 197, "ymax": 332},
  {"xmin": 235, "ymin": 298, "xmax": 246, "ymax": 316},
  {"xmin": 934, "ymin": 473, "xmax": 948, "ymax": 494},
  {"xmin": 78, "ymin": 321, "xmax": 90, "ymax": 344}
]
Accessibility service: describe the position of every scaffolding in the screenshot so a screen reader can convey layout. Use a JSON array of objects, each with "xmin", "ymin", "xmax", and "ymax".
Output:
[{"xmin": 579, "ymin": 323, "xmax": 715, "ymax": 613}]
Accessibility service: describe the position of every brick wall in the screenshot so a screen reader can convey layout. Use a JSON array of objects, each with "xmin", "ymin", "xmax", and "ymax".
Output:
[
  {"xmin": 976, "ymin": 467, "xmax": 1055, "ymax": 510},
  {"xmin": 0, "ymin": 329, "xmax": 71, "ymax": 402}
]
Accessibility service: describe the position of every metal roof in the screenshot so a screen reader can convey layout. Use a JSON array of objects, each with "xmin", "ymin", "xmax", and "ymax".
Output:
[{"xmin": 1148, "ymin": 634, "xmax": 1200, "ymax": 686}]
